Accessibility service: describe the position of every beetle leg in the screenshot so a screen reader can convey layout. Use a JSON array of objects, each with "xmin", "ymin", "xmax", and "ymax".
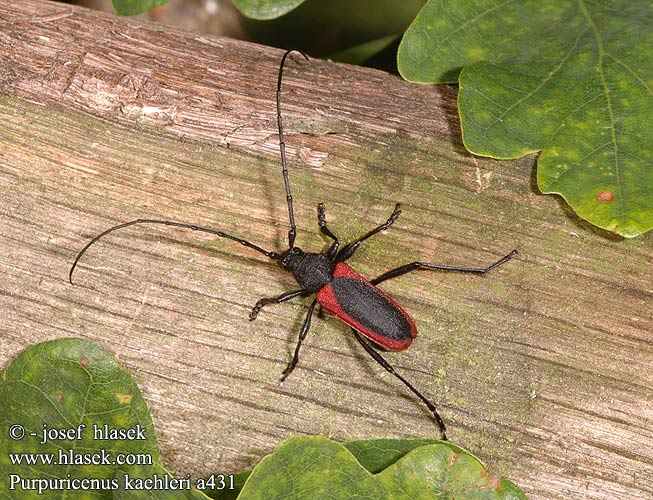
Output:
[
  {"xmin": 352, "ymin": 329, "xmax": 447, "ymax": 440},
  {"xmin": 371, "ymin": 249, "xmax": 518, "ymax": 285},
  {"xmin": 317, "ymin": 203, "xmax": 340, "ymax": 261},
  {"xmin": 281, "ymin": 299, "xmax": 318, "ymax": 381},
  {"xmin": 336, "ymin": 203, "xmax": 402, "ymax": 263},
  {"xmin": 249, "ymin": 288, "xmax": 306, "ymax": 320}
]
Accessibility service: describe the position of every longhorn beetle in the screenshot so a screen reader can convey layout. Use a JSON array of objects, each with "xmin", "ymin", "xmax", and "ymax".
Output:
[{"xmin": 70, "ymin": 49, "xmax": 517, "ymax": 440}]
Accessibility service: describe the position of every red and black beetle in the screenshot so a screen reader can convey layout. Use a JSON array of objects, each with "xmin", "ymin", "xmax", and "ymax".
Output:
[{"xmin": 70, "ymin": 49, "xmax": 517, "ymax": 440}]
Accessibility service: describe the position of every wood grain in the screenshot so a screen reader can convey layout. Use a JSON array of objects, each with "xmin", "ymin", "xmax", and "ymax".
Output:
[{"xmin": 1, "ymin": 1, "xmax": 651, "ymax": 498}]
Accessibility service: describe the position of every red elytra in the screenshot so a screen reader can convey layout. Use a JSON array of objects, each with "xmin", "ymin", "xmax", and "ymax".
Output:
[{"xmin": 316, "ymin": 262, "xmax": 417, "ymax": 351}]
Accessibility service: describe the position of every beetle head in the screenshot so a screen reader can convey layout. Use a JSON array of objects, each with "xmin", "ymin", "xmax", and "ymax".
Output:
[{"xmin": 278, "ymin": 247, "xmax": 305, "ymax": 272}]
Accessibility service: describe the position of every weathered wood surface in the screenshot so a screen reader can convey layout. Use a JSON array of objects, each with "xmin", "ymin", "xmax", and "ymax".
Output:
[{"xmin": 1, "ymin": 1, "xmax": 651, "ymax": 498}]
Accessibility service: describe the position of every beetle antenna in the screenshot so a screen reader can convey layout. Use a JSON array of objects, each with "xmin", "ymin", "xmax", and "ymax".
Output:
[
  {"xmin": 69, "ymin": 219, "xmax": 280, "ymax": 285},
  {"xmin": 277, "ymin": 49, "xmax": 309, "ymax": 249}
]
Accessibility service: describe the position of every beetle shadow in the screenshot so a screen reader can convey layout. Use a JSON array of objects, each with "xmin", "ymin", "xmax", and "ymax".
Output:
[{"xmin": 437, "ymin": 84, "xmax": 469, "ymax": 158}]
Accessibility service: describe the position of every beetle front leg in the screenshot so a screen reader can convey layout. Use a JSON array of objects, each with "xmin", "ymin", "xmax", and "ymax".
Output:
[
  {"xmin": 317, "ymin": 203, "xmax": 340, "ymax": 261},
  {"xmin": 336, "ymin": 203, "xmax": 401, "ymax": 263},
  {"xmin": 249, "ymin": 288, "xmax": 306, "ymax": 320}
]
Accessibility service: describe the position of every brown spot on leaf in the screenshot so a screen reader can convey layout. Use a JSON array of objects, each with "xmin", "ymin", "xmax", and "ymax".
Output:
[
  {"xmin": 448, "ymin": 452, "xmax": 459, "ymax": 467},
  {"xmin": 596, "ymin": 191, "xmax": 614, "ymax": 202},
  {"xmin": 479, "ymin": 469, "xmax": 501, "ymax": 490},
  {"xmin": 80, "ymin": 357, "xmax": 90, "ymax": 368},
  {"xmin": 55, "ymin": 393, "xmax": 64, "ymax": 402},
  {"xmin": 116, "ymin": 393, "xmax": 133, "ymax": 404}
]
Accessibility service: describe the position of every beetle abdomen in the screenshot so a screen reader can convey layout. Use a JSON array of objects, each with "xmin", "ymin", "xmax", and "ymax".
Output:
[{"xmin": 316, "ymin": 263, "xmax": 416, "ymax": 350}]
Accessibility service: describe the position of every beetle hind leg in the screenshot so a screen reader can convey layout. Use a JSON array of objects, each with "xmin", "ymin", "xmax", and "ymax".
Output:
[{"xmin": 352, "ymin": 329, "xmax": 447, "ymax": 440}]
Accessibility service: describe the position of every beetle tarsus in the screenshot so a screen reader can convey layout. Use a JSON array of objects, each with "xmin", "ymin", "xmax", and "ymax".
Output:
[
  {"xmin": 280, "ymin": 359, "xmax": 296, "ymax": 381},
  {"xmin": 249, "ymin": 305, "xmax": 261, "ymax": 321}
]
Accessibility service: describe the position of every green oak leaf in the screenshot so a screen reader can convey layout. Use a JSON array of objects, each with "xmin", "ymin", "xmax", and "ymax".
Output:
[
  {"xmin": 237, "ymin": 436, "xmax": 526, "ymax": 499},
  {"xmin": 112, "ymin": 0, "xmax": 168, "ymax": 16},
  {"xmin": 344, "ymin": 437, "xmax": 454, "ymax": 472},
  {"xmin": 0, "ymin": 338, "xmax": 207, "ymax": 499},
  {"xmin": 398, "ymin": 0, "xmax": 653, "ymax": 237},
  {"xmin": 232, "ymin": 0, "xmax": 306, "ymax": 20}
]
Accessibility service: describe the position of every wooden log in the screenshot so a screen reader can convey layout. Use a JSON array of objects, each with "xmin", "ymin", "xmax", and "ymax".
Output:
[{"xmin": 1, "ymin": 1, "xmax": 651, "ymax": 498}]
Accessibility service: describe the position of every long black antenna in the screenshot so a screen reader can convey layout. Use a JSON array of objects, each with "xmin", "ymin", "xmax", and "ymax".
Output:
[
  {"xmin": 69, "ymin": 219, "xmax": 279, "ymax": 285},
  {"xmin": 69, "ymin": 51, "xmax": 311, "ymax": 285},
  {"xmin": 277, "ymin": 49, "xmax": 309, "ymax": 249}
]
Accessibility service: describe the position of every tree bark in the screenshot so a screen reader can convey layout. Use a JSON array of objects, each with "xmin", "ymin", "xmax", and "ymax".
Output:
[{"xmin": 0, "ymin": 1, "xmax": 651, "ymax": 499}]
